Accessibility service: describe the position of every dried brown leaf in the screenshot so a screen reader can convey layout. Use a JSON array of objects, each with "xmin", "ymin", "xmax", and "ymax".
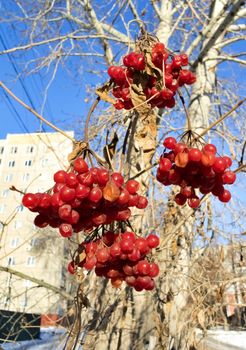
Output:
[
  {"xmin": 96, "ymin": 89, "xmax": 115, "ymax": 104},
  {"xmin": 68, "ymin": 141, "xmax": 88, "ymax": 163},
  {"xmin": 103, "ymin": 132, "xmax": 119, "ymax": 165}
]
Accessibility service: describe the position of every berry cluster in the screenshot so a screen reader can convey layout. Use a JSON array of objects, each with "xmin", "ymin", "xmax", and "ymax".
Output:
[
  {"xmin": 157, "ymin": 137, "xmax": 236, "ymax": 208},
  {"xmin": 22, "ymin": 158, "xmax": 148, "ymax": 237},
  {"xmin": 68, "ymin": 230, "xmax": 160, "ymax": 291},
  {"xmin": 108, "ymin": 42, "xmax": 196, "ymax": 111}
]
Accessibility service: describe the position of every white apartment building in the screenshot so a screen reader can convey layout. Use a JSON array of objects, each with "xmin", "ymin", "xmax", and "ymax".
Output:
[{"xmin": 0, "ymin": 131, "xmax": 74, "ymax": 315}]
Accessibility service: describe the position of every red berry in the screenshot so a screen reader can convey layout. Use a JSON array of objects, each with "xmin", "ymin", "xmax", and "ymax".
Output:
[
  {"xmin": 117, "ymin": 189, "xmax": 130, "ymax": 206},
  {"xmin": 161, "ymin": 88, "xmax": 174, "ymax": 100},
  {"xmin": 22, "ymin": 193, "xmax": 39, "ymax": 209},
  {"xmin": 159, "ymin": 157, "xmax": 172, "ymax": 172},
  {"xmin": 149, "ymin": 263, "xmax": 160, "ymax": 277},
  {"xmin": 73, "ymin": 158, "xmax": 88, "ymax": 174},
  {"xmin": 175, "ymin": 193, "xmax": 187, "ymax": 206},
  {"xmin": 125, "ymin": 180, "xmax": 140, "ymax": 194},
  {"xmin": 213, "ymin": 158, "xmax": 227, "ymax": 173},
  {"xmin": 60, "ymin": 186, "xmax": 76, "ymax": 202},
  {"xmin": 67, "ymin": 261, "xmax": 75, "ymax": 274},
  {"xmin": 111, "ymin": 172, "xmax": 124, "ymax": 187},
  {"xmin": 75, "ymin": 184, "xmax": 90, "ymax": 199},
  {"xmin": 120, "ymin": 238, "xmax": 134, "ymax": 253},
  {"xmin": 121, "ymin": 231, "xmax": 135, "ymax": 241},
  {"xmin": 59, "ymin": 223, "xmax": 73, "ymax": 237},
  {"xmin": 163, "ymin": 137, "xmax": 176, "ymax": 150},
  {"xmin": 84, "ymin": 256, "xmax": 97, "ymax": 270},
  {"xmin": 180, "ymin": 53, "xmax": 188, "ymax": 66},
  {"xmin": 146, "ymin": 234, "xmax": 160, "ymax": 248},
  {"xmin": 110, "ymin": 243, "xmax": 121, "ymax": 257},
  {"xmin": 188, "ymin": 196, "xmax": 200, "ymax": 208},
  {"xmin": 88, "ymin": 187, "xmax": 102, "ymax": 203},
  {"xmin": 135, "ymin": 238, "xmax": 149, "ymax": 254},
  {"xmin": 203, "ymin": 144, "xmax": 217, "ymax": 154},
  {"xmin": 223, "ymin": 156, "xmax": 232, "ymax": 168},
  {"xmin": 218, "ymin": 189, "xmax": 231, "ymax": 203},
  {"xmin": 66, "ymin": 172, "xmax": 78, "ymax": 188},
  {"xmin": 54, "ymin": 170, "xmax": 67, "ymax": 183},
  {"xmin": 137, "ymin": 260, "xmax": 150, "ymax": 276},
  {"xmin": 136, "ymin": 196, "xmax": 148, "ymax": 209},
  {"xmin": 188, "ymin": 148, "xmax": 202, "ymax": 162},
  {"xmin": 96, "ymin": 247, "xmax": 110, "ymax": 263},
  {"xmin": 222, "ymin": 171, "xmax": 236, "ymax": 185}
]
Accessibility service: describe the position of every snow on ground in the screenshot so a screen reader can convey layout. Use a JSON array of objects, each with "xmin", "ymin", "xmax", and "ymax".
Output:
[
  {"xmin": 0, "ymin": 327, "xmax": 67, "ymax": 350},
  {"xmin": 197, "ymin": 329, "xmax": 246, "ymax": 350},
  {"xmin": 1, "ymin": 328, "xmax": 246, "ymax": 349}
]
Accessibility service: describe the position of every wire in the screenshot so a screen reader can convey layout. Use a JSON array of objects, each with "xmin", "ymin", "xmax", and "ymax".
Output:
[{"xmin": 1, "ymin": 89, "xmax": 30, "ymax": 134}]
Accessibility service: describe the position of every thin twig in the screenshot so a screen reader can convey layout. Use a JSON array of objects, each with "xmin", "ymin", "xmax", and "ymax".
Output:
[
  {"xmin": 198, "ymin": 98, "xmax": 246, "ymax": 138},
  {"xmin": 0, "ymin": 81, "xmax": 75, "ymax": 143}
]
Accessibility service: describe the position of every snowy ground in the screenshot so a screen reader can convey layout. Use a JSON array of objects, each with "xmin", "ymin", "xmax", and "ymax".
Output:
[
  {"xmin": 197, "ymin": 329, "xmax": 246, "ymax": 350},
  {"xmin": 1, "ymin": 328, "xmax": 246, "ymax": 349},
  {"xmin": 0, "ymin": 327, "xmax": 68, "ymax": 350}
]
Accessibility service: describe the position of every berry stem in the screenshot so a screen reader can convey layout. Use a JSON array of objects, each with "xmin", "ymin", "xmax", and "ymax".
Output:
[{"xmin": 177, "ymin": 89, "xmax": 192, "ymax": 131}]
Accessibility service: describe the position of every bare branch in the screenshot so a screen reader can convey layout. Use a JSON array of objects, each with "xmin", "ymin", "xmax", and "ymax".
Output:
[{"xmin": 0, "ymin": 265, "xmax": 74, "ymax": 301}]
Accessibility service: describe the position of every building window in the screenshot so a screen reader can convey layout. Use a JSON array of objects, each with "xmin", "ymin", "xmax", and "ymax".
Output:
[
  {"xmin": 16, "ymin": 205, "xmax": 24, "ymax": 212},
  {"xmin": 23, "ymin": 279, "xmax": 33, "ymax": 288},
  {"xmin": 22, "ymin": 173, "xmax": 30, "ymax": 182},
  {"xmin": 19, "ymin": 298, "xmax": 28, "ymax": 308},
  {"xmin": 26, "ymin": 256, "xmax": 36, "ymax": 267},
  {"xmin": 2, "ymin": 189, "xmax": 9, "ymax": 198},
  {"xmin": 0, "ymin": 204, "xmax": 5, "ymax": 214},
  {"xmin": 8, "ymin": 160, "xmax": 15, "ymax": 167},
  {"xmin": 10, "ymin": 146, "xmax": 17, "ymax": 154},
  {"xmin": 10, "ymin": 238, "xmax": 19, "ymax": 248},
  {"xmin": 0, "ymin": 147, "xmax": 4, "ymax": 154},
  {"xmin": 27, "ymin": 238, "xmax": 38, "ymax": 251},
  {"xmin": 7, "ymin": 256, "xmax": 15, "ymax": 266},
  {"xmin": 41, "ymin": 158, "xmax": 48, "ymax": 167},
  {"xmin": 5, "ymin": 174, "xmax": 13, "ymax": 182},
  {"xmin": 26, "ymin": 146, "xmax": 34, "ymax": 153},
  {"xmin": 25, "ymin": 160, "xmax": 32, "ymax": 167},
  {"xmin": 14, "ymin": 221, "xmax": 22, "ymax": 229}
]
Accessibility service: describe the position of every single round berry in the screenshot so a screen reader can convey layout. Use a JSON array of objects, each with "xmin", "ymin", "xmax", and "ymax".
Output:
[
  {"xmin": 163, "ymin": 137, "xmax": 176, "ymax": 150},
  {"xmin": 222, "ymin": 171, "xmax": 236, "ymax": 185},
  {"xmin": 125, "ymin": 180, "xmax": 140, "ymax": 194},
  {"xmin": 203, "ymin": 144, "xmax": 217, "ymax": 154},
  {"xmin": 146, "ymin": 234, "xmax": 160, "ymax": 248},
  {"xmin": 218, "ymin": 189, "xmax": 231, "ymax": 203},
  {"xmin": 22, "ymin": 193, "xmax": 39, "ymax": 209},
  {"xmin": 59, "ymin": 223, "xmax": 73, "ymax": 237},
  {"xmin": 54, "ymin": 170, "xmax": 67, "ymax": 183},
  {"xmin": 73, "ymin": 158, "xmax": 89, "ymax": 174}
]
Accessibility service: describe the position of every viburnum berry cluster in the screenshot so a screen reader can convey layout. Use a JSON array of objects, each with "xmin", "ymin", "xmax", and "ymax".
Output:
[
  {"xmin": 108, "ymin": 42, "xmax": 196, "ymax": 111},
  {"xmin": 68, "ymin": 230, "xmax": 160, "ymax": 291},
  {"xmin": 22, "ymin": 158, "xmax": 148, "ymax": 237},
  {"xmin": 157, "ymin": 137, "xmax": 236, "ymax": 208}
]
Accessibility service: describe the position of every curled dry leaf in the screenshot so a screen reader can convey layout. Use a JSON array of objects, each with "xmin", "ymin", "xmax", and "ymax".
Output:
[
  {"xmin": 103, "ymin": 132, "xmax": 119, "ymax": 165},
  {"xmin": 68, "ymin": 141, "xmax": 88, "ymax": 164},
  {"xmin": 103, "ymin": 180, "xmax": 121, "ymax": 202},
  {"xmin": 96, "ymin": 88, "xmax": 115, "ymax": 104}
]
